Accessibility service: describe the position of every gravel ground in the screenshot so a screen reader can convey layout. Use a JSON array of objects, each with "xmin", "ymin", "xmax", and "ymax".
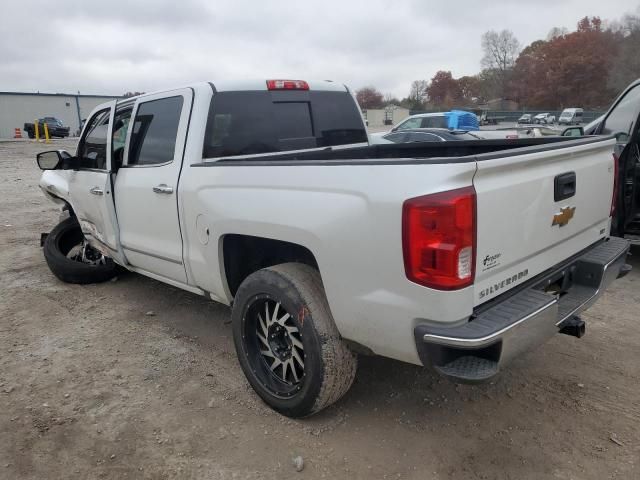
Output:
[{"xmin": 1, "ymin": 139, "xmax": 639, "ymax": 480}]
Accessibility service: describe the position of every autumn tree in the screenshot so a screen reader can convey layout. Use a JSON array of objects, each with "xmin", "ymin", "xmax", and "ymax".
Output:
[
  {"xmin": 458, "ymin": 76, "xmax": 482, "ymax": 103},
  {"xmin": 481, "ymin": 30, "xmax": 520, "ymax": 99},
  {"xmin": 511, "ymin": 16, "xmax": 618, "ymax": 108},
  {"xmin": 426, "ymin": 71, "xmax": 463, "ymax": 108},
  {"xmin": 355, "ymin": 86, "xmax": 384, "ymax": 109}
]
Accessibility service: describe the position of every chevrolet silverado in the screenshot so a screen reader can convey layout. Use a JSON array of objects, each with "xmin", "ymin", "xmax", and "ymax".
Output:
[{"xmin": 35, "ymin": 79, "xmax": 630, "ymax": 417}]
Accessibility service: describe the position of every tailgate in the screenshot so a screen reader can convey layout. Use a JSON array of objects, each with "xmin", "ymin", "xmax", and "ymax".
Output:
[{"xmin": 473, "ymin": 137, "xmax": 616, "ymax": 306}]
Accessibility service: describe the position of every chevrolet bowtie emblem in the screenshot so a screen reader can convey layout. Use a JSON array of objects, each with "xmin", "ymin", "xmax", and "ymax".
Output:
[{"xmin": 552, "ymin": 206, "xmax": 576, "ymax": 227}]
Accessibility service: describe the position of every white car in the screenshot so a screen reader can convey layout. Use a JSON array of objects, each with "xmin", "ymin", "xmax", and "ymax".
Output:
[
  {"xmin": 534, "ymin": 113, "xmax": 556, "ymax": 124},
  {"xmin": 558, "ymin": 108, "xmax": 584, "ymax": 125},
  {"xmin": 36, "ymin": 79, "xmax": 629, "ymax": 417}
]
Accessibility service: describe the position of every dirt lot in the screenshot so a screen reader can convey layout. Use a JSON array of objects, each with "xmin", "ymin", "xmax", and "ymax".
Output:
[{"xmin": 1, "ymin": 139, "xmax": 639, "ymax": 480}]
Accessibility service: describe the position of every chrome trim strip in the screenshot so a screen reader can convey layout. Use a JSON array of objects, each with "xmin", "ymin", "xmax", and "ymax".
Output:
[{"xmin": 423, "ymin": 301, "xmax": 557, "ymax": 348}]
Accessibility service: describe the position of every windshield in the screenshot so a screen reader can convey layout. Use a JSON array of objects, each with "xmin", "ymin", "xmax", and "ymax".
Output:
[{"xmin": 203, "ymin": 90, "xmax": 367, "ymax": 158}]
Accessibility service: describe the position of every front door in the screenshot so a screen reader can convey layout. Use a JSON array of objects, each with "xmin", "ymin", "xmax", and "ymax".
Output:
[
  {"xmin": 113, "ymin": 89, "xmax": 193, "ymax": 283},
  {"xmin": 67, "ymin": 101, "xmax": 126, "ymax": 264}
]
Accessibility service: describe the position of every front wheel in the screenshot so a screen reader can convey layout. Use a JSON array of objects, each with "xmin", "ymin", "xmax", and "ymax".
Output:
[
  {"xmin": 43, "ymin": 216, "xmax": 119, "ymax": 284},
  {"xmin": 231, "ymin": 263, "xmax": 357, "ymax": 418}
]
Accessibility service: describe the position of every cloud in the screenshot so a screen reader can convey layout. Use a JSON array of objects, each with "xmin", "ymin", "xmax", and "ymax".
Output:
[{"xmin": 1, "ymin": 0, "xmax": 638, "ymax": 98}]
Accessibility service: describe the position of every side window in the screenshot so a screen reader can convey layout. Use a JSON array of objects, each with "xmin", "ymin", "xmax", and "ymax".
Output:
[
  {"xmin": 602, "ymin": 85, "xmax": 640, "ymax": 141},
  {"xmin": 421, "ymin": 116, "xmax": 449, "ymax": 129},
  {"xmin": 129, "ymin": 96, "xmax": 183, "ymax": 166},
  {"xmin": 77, "ymin": 109, "xmax": 110, "ymax": 170},
  {"xmin": 396, "ymin": 118, "xmax": 422, "ymax": 131}
]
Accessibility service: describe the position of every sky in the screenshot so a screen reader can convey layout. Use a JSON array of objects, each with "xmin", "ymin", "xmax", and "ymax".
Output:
[{"xmin": 1, "ymin": 0, "xmax": 639, "ymax": 98}]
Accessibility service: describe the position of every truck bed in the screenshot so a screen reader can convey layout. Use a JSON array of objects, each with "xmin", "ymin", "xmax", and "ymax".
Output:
[{"xmin": 196, "ymin": 136, "xmax": 608, "ymax": 166}]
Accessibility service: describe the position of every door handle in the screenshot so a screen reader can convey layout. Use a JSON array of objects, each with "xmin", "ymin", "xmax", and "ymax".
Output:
[
  {"xmin": 153, "ymin": 184, "xmax": 174, "ymax": 195},
  {"xmin": 89, "ymin": 186, "xmax": 104, "ymax": 196}
]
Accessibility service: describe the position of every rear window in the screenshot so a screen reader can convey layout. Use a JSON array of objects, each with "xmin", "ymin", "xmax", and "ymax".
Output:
[{"xmin": 203, "ymin": 90, "xmax": 367, "ymax": 158}]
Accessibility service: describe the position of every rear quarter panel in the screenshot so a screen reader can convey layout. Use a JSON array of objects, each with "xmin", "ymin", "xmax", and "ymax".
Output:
[{"xmin": 180, "ymin": 161, "xmax": 477, "ymax": 365}]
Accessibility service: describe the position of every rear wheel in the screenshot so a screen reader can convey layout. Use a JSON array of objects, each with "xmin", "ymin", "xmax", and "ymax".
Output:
[
  {"xmin": 232, "ymin": 263, "xmax": 357, "ymax": 418},
  {"xmin": 43, "ymin": 216, "xmax": 119, "ymax": 284}
]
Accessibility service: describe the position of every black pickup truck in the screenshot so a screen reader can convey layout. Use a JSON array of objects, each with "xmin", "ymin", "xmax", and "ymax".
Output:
[{"xmin": 24, "ymin": 117, "xmax": 70, "ymax": 139}]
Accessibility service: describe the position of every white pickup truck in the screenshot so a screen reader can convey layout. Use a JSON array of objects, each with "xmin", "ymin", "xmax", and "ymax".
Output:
[{"xmin": 37, "ymin": 79, "xmax": 630, "ymax": 418}]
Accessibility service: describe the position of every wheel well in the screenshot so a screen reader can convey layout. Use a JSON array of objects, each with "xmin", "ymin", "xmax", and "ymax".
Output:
[{"xmin": 223, "ymin": 234, "xmax": 319, "ymax": 297}]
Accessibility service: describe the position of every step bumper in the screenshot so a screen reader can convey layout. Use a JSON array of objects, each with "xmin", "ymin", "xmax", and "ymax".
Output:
[{"xmin": 414, "ymin": 237, "xmax": 630, "ymax": 383}]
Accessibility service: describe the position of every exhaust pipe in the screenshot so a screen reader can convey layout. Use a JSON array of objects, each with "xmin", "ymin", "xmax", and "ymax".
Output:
[{"xmin": 559, "ymin": 316, "xmax": 586, "ymax": 338}]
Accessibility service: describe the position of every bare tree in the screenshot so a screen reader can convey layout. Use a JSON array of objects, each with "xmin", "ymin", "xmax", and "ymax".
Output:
[
  {"xmin": 383, "ymin": 92, "xmax": 400, "ymax": 106},
  {"xmin": 481, "ymin": 30, "xmax": 520, "ymax": 98},
  {"xmin": 481, "ymin": 30, "xmax": 521, "ymax": 71},
  {"xmin": 408, "ymin": 80, "xmax": 428, "ymax": 107},
  {"xmin": 546, "ymin": 26, "xmax": 568, "ymax": 40}
]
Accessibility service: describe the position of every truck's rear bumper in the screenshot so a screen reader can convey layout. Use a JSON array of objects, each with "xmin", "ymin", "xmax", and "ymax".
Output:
[{"xmin": 414, "ymin": 236, "xmax": 630, "ymax": 383}]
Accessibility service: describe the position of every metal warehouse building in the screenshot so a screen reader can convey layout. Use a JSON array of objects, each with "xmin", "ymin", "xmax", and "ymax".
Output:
[{"xmin": 0, "ymin": 92, "xmax": 121, "ymax": 139}]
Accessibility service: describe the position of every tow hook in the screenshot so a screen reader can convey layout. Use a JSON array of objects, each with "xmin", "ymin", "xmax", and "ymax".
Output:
[
  {"xmin": 559, "ymin": 315, "xmax": 586, "ymax": 338},
  {"xmin": 40, "ymin": 232, "xmax": 49, "ymax": 247}
]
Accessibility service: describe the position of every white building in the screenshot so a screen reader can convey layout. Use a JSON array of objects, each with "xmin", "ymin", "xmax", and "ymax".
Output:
[
  {"xmin": 0, "ymin": 91, "xmax": 122, "ymax": 139},
  {"xmin": 362, "ymin": 105, "xmax": 410, "ymax": 128}
]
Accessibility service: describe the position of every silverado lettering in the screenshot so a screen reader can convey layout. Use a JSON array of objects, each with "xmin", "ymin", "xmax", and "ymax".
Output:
[{"xmin": 479, "ymin": 269, "xmax": 529, "ymax": 299}]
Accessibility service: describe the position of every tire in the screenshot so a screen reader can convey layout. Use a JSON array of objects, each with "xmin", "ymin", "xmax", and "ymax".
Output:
[
  {"xmin": 27, "ymin": 131, "xmax": 34, "ymax": 139},
  {"xmin": 43, "ymin": 216, "xmax": 119, "ymax": 284},
  {"xmin": 232, "ymin": 263, "xmax": 357, "ymax": 418}
]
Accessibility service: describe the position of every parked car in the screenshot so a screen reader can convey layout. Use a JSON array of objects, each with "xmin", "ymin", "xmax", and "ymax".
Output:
[
  {"xmin": 24, "ymin": 117, "xmax": 70, "ymax": 139},
  {"xmin": 517, "ymin": 113, "xmax": 533, "ymax": 124},
  {"xmin": 391, "ymin": 110, "xmax": 479, "ymax": 132},
  {"xmin": 583, "ymin": 79, "xmax": 640, "ymax": 238},
  {"xmin": 374, "ymin": 128, "xmax": 481, "ymax": 144},
  {"xmin": 534, "ymin": 113, "xmax": 556, "ymax": 125},
  {"xmin": 374, "ymin": 128, "xmax": 520, "ymax": 144},
  {"xmin": 36, "ymin": 79, "xmax": 629, "ymax": 418},
  {"xmin": 558, "ymin": 108, "xmax": 584, "ymax": 125}
]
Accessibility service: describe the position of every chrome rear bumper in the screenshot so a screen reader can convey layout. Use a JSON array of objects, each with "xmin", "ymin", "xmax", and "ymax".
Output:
[{"xmin": 414, "ymin": 237, "xmax": 630, "ymax": 382}]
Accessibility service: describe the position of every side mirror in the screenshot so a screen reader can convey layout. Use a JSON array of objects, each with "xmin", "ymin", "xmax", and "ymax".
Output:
[
  {"xmin": 390, "ymin": 126, "xmax": 398, "ymax": 132},
  {"xmin": 36, "ymin": 150, "xmax": 73, "ymax": 170},
  {"xmin": 562, "ymin": 126, "xmax": 584, "ymax": 137},
  {"xmin": 614, "ymin": 132, "xmax": 630, "ymax": 143}
]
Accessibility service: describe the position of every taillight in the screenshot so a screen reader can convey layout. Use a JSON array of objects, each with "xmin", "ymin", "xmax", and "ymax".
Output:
[
  {"xmin": 402, "ymin": 186, "xmax": 476, "ymax": 290},
  {"xmin": 611, "ymin": 152, "xmax": 619, "ymax": 217},
  {"xmin": 266, "ymin": 79, "xmax": 309, "ymax": 91}
]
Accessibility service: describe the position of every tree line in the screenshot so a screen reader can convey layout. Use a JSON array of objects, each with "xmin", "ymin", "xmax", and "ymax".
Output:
[{"xmin": 356, "ymin": 8, "xmax": 640, "ymax": 111}]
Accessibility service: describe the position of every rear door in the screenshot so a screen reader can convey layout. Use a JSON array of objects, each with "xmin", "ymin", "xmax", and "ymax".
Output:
[
  {"xmin": 67, "ymin": 101, "xmax": 126, "ymax": 264},
  {"xmin": 113, "ymin": 89, "xmax": 193, "ymax": 283},
  {"xmin": 472, "ymin": 138, "xmax": 616, "ymax": 305}
]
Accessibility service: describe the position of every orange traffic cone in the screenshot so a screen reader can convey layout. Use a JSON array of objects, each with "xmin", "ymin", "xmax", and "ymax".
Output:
[{"xmin": 14, "ymin": 128, "xmax": 22, "ymax": 139}]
